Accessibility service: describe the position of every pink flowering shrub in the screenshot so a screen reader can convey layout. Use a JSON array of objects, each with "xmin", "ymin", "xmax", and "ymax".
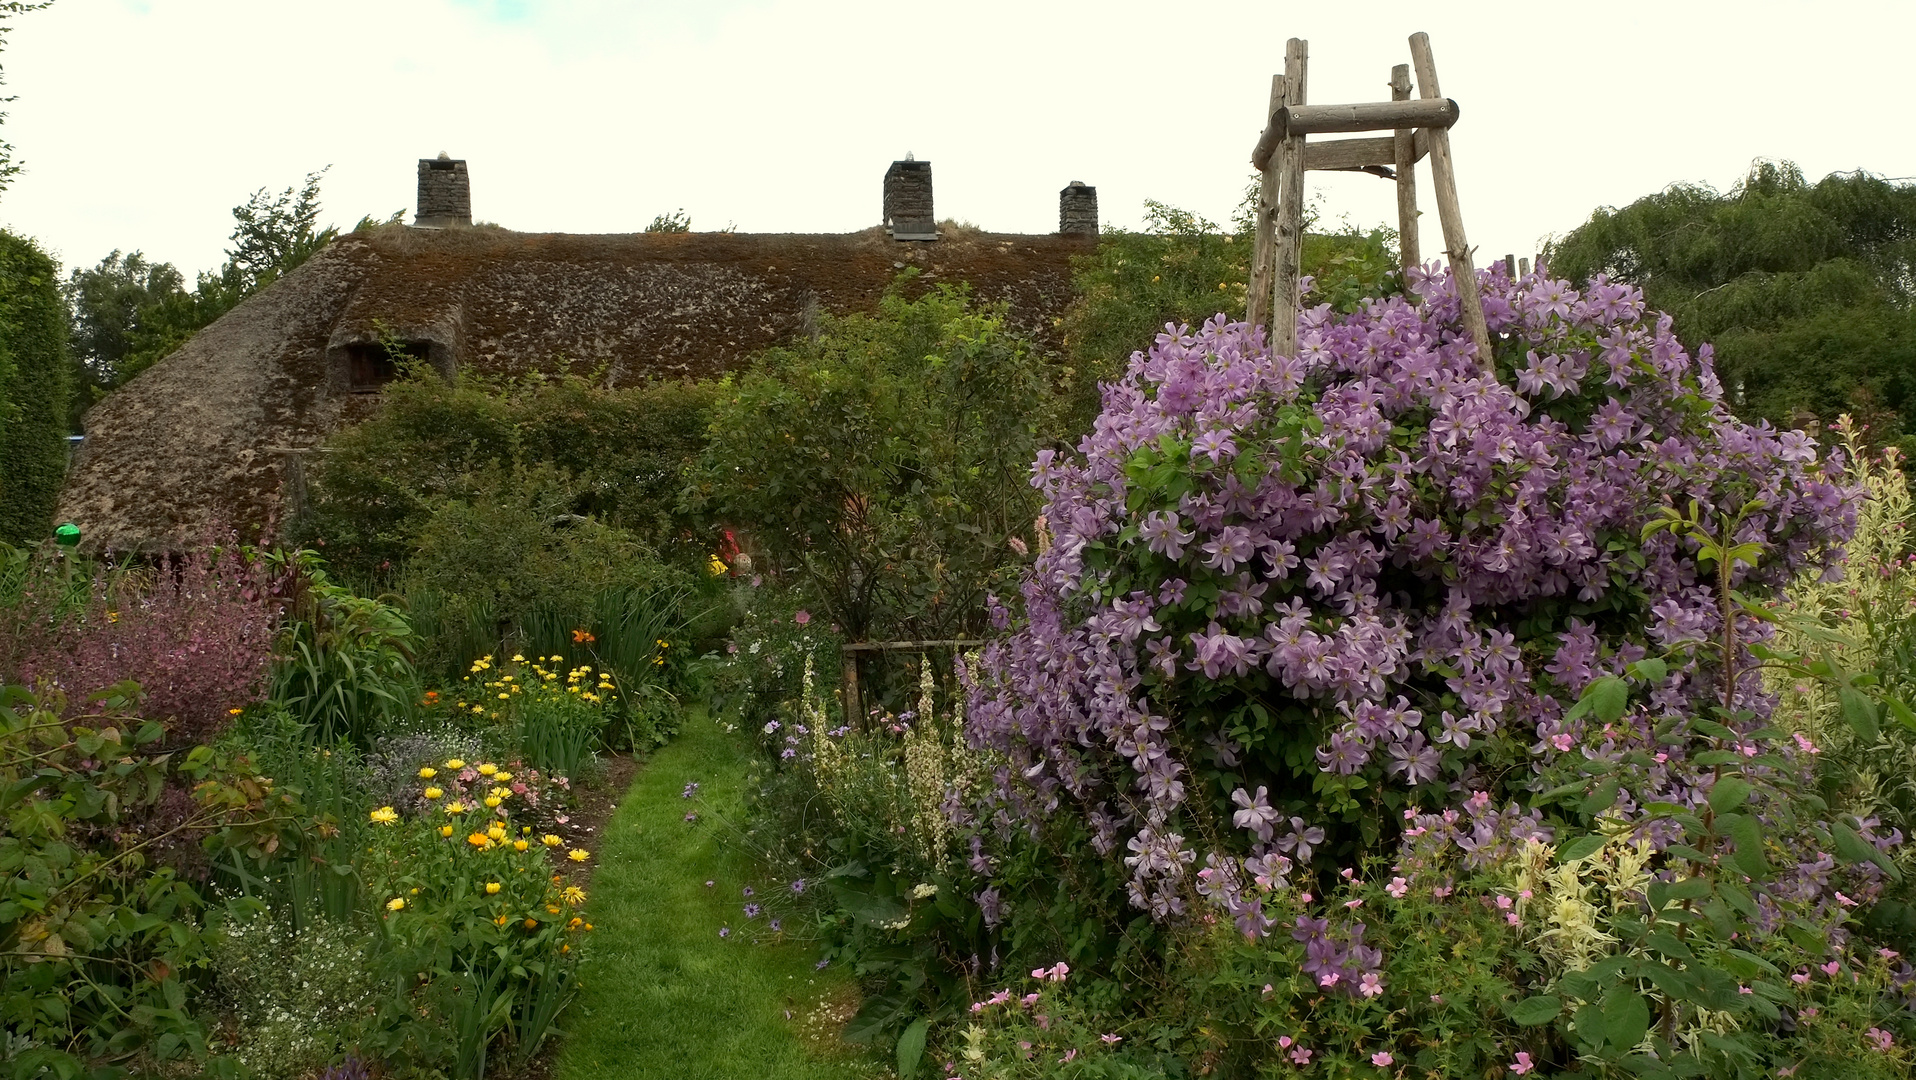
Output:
[
  {"xmin": 965, "ymin": 263, "xmax": 1855, "ymax": 921},
  {"xmin": 0, "ymin": 537, "xmax": 283, "ymax": 747}
]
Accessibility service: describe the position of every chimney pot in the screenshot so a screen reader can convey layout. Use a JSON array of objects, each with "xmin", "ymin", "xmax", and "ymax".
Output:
[
  {"xmin": 884, "ymin": 159, "xmax": 937, "ymax": 241},
  {"xmin": 1059, "ymin": 181, "xmax": 1098, "ymax": 236}
]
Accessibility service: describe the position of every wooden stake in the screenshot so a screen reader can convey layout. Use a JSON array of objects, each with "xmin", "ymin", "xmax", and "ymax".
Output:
[
  {"xmin": 1408, "ymin": 32, "xmax": 1493, "ymax": 375},
  {"xmin": 1248, "ymin": 72, "xmax": 1284, "ymax": 332},
  {"xmin": 1391, "ymin": 64, "xmax": 1419, "ymax": 273},
  {"xmin": 1518, "ymin": 256, "xmax": 1531, "ymax": 277},
  {"xmin": 842, "ymin": 653, "xmax": 861, "ymax": 725},
  {"xmin": 1271, "ymin": 38, "xmax": 1308, "ymax": 360}
]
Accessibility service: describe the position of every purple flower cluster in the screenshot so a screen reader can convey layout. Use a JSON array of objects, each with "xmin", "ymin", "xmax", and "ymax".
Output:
[
  {"xmin": 1292, "ymin": 914, "xmax": 1384, "ymax": 998},
  {"xmin": 962, "ymin": 263, "xmax": 1855, "ymax": 921}
]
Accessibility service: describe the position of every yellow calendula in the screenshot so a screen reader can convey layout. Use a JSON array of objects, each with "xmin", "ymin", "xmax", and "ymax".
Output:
[
  {"xmin": 446, "ymin": 801, "xmax": 468, "ymax": 814},
  {"xmin": 562, "ymin": 885, "xmax": 586, "ymax": 905},
  {"xmin": 484, "ymin": 796, "xmax": 503, "ymax": 809},
  {"xmin": 446, "ymin": 759, "xmax": 466, "ymax": 770},
  {"xmin": 386, "ymin": 897, "xmax": 405, "ymax": 911},
  {"xmin": 542, "ymin": 834, "xmax": 563, "ymax": 848},
  {"xmin": 424, "ymin": 787, "xmax": 443, "ymax": 800},
  {"xmin": 485, "ymin": 882, "xmax": 502, "ymax": 895},
  {"xmin": 513, "ymin": 839, "xmax": 530, "ymax": 852},
  {"xmin": 495, "ymin": 771, "xmax": 512, "ymax": 782},
  {"xmin": 490, "ymin": 787, "xmax": 512, "ymax": 799},
  {"xmin": 369, "ymin": 806, "xmax": 399, "ymax": 825},
  {"xmin": 468, "ymin": 833, "xmax": 494, "ymax": 849},
  {"xmin": 478, "ymin": 763, "xmax": 498, "ymax": 777},
  {"xmin": 568, "ymin": 849, "xmax": 591, "ymax": 863},
  {"xmin": 439, "ymin": 825, "xmax": 454, "ymax": 838},
  {"xmin": 418, "ymin": 766, "xmax": 437, "ymax": 779}
]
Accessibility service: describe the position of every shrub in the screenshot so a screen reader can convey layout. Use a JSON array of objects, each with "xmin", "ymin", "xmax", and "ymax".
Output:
[
  {"xmin": 0, "ymin": 684, "xmax": 325, "ymax": 1076},
  {"xmin": 0, "ymin": 536, "xmax": 283, "ymax": 747},
  {"xmin": 205, "ymin": 907, "xmax": 380, "ymax": 1080},
  {"xmin": 687, "ymin": 283, "xmax": 1052, "ymax": 645},
  {"xmin": 268, "ymin": 550, "xmax": 420, "ymax": 747},
  {"xmin": 0, "ymin": 229, "xmax": 72, "ymax": 546}
]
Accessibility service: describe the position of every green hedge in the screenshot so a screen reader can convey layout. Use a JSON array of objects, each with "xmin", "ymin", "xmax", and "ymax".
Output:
[{"xmin": 0, "ymin": 229, "xmax": 71, "ymax": 546}]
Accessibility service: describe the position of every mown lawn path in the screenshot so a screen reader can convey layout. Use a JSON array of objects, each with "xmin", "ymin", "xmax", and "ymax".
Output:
[{"xmin": 555, "ymin": 709, "xmax": 874, "ymax": 1079}]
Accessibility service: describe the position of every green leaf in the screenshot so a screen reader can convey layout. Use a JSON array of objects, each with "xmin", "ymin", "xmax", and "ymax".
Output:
[
  {"xmin": 1581, "ymin": 779, "xmax": 1622, "ymax": 816},
  {"xmin": 1833, "ymin": 820, "xmax": 1902, "ymax": 881},
  {"xmin": 1558, "ymin": 834, "xmax": 1607, "ymax": 863},
  {"xmin": 1628, "ymin": 658, "xmax": 1669, "ymax": 683},
  {"xmin": 1707, "ymin": 777, "xmax": 1752, "ymax": 815},
  {"xmin": 1602, "ymin": 985, "xmax": 1651, "ymax": 1050},
  {"xmin": 1885, "ymin": 695, "xmax": 1916, "ymax": 733},
  {"xmin": 1840, "ymin": 686, "xmax": 1881, "ymax": 743},
  {"xmin": 1588, "ymin": 677, "xmax": 1629, "ymax": 723},
  {"xmin": 1508, "ymin": 995, "xmax": 1562, "ymax": 1026},
  {"xmin": 1725, "ymin": 814, "xmax": 1770, "ymax": 881},
  {"xmin": 895, "ymin": 1017, "xmax": 927, "ymax": 1078}
]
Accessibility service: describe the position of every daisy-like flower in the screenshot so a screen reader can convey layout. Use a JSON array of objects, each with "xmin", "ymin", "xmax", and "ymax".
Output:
[
  {"xmin": 478, "ymin": 763, "xmax": 498, "ymax": 777},
  {"xmin": 543, "ymin": 834, "xmax": 564, "ymax": 847},
  {"xmin": 468, "ymin": 833, "xmax": 494, "ymax": 849},
  {"xmin": 563, "ymin": 886, "xmax": 587, "ymax": 905},
  {"xmin": 446, "ymin": 800, "xmax": 469, "ymax": 814},
  {"xmin": 386, "ymin": 897, "xmax": 405, "ymax": 911},
  {"xmin": 369, "ymin": 806, "xmax": 399, "ymax": 824},
  {"xmin": 424, "ymin": 787, "xmax": 443, "ymax": 800},
  {"xmin": 484, "ymin": 796, "xmax": 503, "ymax": 809},
  {"xmin": 569, "ymin": 849, "xmax": 591, "ymax": 862},
  {"xmin": 418, "ymin": 766, "xmax": 437, "ymax": 779},
  {"xmin": 445, "ymin": 758, "xmax": 466, "ymax": 770},
  {"xmin": 485, "ymin": 882, "xmax": 501, "ymax": 894}
]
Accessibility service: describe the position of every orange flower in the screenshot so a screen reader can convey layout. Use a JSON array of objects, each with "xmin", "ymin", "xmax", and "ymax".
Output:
[
  {"xmin": 524, "ymin": 918, "xmax": 539, "ymax": 929},
  {"xmin": 571, "ymin": 628, "xmax": 596, "ymax": 644}
]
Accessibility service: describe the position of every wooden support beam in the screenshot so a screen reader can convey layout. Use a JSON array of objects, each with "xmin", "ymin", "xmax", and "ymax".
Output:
[
  {"xmin": 1270, "ymin": 38, "xmax": 1308, "ymax": 360},
  {"xmin": 1248, "ymin": 72, "xmax": 1284, "ymax": 332},
  {"xmin": 1391, "ymin": 64, "xmax": 1420, "ymax": 273},
  {"xmin": 1302, "ymin": 131, "xmax": 1428, "ymax": 172},
  {"xmin": 842, "ymin": 639, "xmax": 987, "ymax": 652},
  {"xmin": 1409, "ymin": 31, "xmax": 1493, "ymax": 375},
  {"xmin": 1280, "ymin": 97, "xmax": 1457, "ymax": 137},
  {"xmin": 842, "ymin": 653, "xmax": 862, "ymax": 722}
]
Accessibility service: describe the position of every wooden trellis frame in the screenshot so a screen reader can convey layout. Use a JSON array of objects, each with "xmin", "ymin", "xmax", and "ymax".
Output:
[
  {"xmin": 1248, "ymin": 32, "xmax": 1493, "ymax": 374},
  {"xmin": 840, "ymin": 638, "xmax": 984, "ymax": 723}
]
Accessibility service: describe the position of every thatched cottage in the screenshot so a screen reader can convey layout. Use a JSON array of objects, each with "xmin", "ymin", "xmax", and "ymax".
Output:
[{"xmin": 56, "ymin": 158, "xmax": 1101, "ymax": 552}]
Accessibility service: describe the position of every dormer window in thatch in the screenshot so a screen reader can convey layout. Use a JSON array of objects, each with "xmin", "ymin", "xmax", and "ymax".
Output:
[{"xmin": 346, "ymin": 339, "xmax": 432, "ymax": 393}]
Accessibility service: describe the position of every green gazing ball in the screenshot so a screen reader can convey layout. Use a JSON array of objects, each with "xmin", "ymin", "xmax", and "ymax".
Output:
[{"xmin": 53, "ymin": 523, "xmax": 81, "ymax": 547}]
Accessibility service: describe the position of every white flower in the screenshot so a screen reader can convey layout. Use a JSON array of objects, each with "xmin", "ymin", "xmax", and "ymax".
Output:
[{"xmin": 910, "ymin": 882, "xmax": 938, "ymax": 899}]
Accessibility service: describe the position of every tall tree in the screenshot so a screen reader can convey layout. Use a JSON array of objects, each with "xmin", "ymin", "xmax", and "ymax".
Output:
[
  {"xmin": 1548, "ymin": 161, "xmax": 1916, "ymax": 452},
  {"xmin": 0, "ymin": 0, "xmax": 52, "ymax": 201},
  {"xmin": 63, "ymin": 250, "xmax": 184, "ymax": 426}
]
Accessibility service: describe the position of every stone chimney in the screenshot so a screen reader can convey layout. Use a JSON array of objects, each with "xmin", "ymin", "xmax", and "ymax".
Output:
[
  {"xmin": 883, "ymin": 156, "xmax": 937, "ymax": 241},
  {"xmin": 1060, "ymin": 181, "xmax": 1098, "ymax": 236},
  {"xmin": 416, "ymin": 153, "xmax": 471, "ymax": 228}
]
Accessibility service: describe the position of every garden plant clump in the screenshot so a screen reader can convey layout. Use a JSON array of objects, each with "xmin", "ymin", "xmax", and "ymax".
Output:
[{"xmin": 953, "ymin": 263, "xmax": 1916, "ymax": 1074}]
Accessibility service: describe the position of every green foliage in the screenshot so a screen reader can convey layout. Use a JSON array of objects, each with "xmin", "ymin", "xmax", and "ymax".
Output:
[
  {"xmin": 1548, "ymin": 161, "xmax": 1916, "ymax": 453},
  {"xmin": 203, "ymin": 907, "xmax": 380, "ymax": 1080},
  {"xmin": 62, "ymin": 250, "xmax": 186, "ymax": 426},
  {"xmin": 297, "ymin": 372, "xmax": 719, "ymax": 584},
  {"xmin": 0, "ymin": 228, "xmax": 71, "ymax": 546},
  {"xmin": 267, "ymin": 550, "xmax": 420, "ymax": 748},
  {"xmin": 1057, "ymin": 198, "xmax": 1399, "ymax": 431},
  {"xmin": 0, "ymin": 683, "xmax": 326, "ymax": 1077},
  {"xmin": 644, "ymin": 209, "xmax": 691, "ymax": 233},
  {"xmin": 687, "ymin": 283, "xmax": 1052, "ymax": 643}
]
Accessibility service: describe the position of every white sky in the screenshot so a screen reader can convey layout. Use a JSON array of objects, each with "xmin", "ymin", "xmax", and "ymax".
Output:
[{"xmin": 1, "ymin": 0, "xmax": 1911, "ymax": 280}]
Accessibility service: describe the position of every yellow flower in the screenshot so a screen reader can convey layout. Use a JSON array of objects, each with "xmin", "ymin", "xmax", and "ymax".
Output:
[
  {"xmin": 569, "ymin": 686, "xmax": 582, "ymax": 694},
  {"xmin": 511, "ymin": 653, "xmax": 526, "ymax": 662},
  {"xmin": 446, "ymin": 758, "xmax": 466, "ymax": 770},
  {"xmin": 468, "ymin": 832, "xmax": 494, "ymax": 849},
  {"xmin": 478, "ymin": 763, "xmax": 498, "ymax": 777},
  {"xmin": 542, "ymin": 834, "xmax": 563, "ymax": 848},
  {"xmin": 440, "ymin": 825, "xmax": 454, "ymax": 838},
  {"xmin": 386, "ymin": 897, "xmax": 405, "ymax": 911},
  {"xmin": 484, "ymin": 796, "xmax": 503, "ymax": 809},
  {"xmin": 497, "ymin": 692, "xmax": 510, "ymax": 700},
  {"xmin": 495, "ymin": 771, "xmax": 512, "ymax": 782},
  {"xmin": 547, "ymin": 905, "xmax": 562, "ymax": 914},
  {"xmin": 568, "ymin": 849, "xmax": 590, "ymax": 863},
  {"xmin": 418, "ymin": 766, "xmax": 437, "ymax": 779},
  {"xmin": 525, "ymin": 918, "xmax": 540, "ymax": 928},
  {"xmin": 369, "ymin": 806, "xmax": 399, "ymax": 825},
  {"xmin": 228, "ymin": 707, "xmax": 243, "ymax": 715},
  {"xmin": 514, "ymin": 839, "xmax": 530, "ymax": 852},
  {"xmin": 562, "ymin": 886, "xmax": 587, "ymax": 905},
  {"xmin": 424, "ymin": 786, "xmax": 443, "ymax": 800},
  {"xmin": 550, "ymin": 655, "xmax": 564, "ymax": 663},
  {"xmin": 707, "ymin": 555, "xmax": 728, "ymax": 576},
  {"xmin": 471, "ymin": 705, "xmax": 486, "ymax": 714},
  {"xmin": 568, "ymin": 916, "xmax": 583, "ymax": 928},
  {"xmin": 488, "ymin": 825, "xmax": 508, "ymax": 840},
  {"xmin": 486, "ymin": 882, "xmax": 502, "ymax": 894},
  {"xmin": 582, "ymin": 693, "xmax": 600, "ymax": 704},
  {"xmin": 496, "ymin": 915, "xmax": 510, "ymax": 926},
  {"xmin": 490, "ymin": 786, "xmax": 512, "ymax": 799},
  {"xmin": 446, "ymin": 801, "xmax": 468, "ymax": 814}
]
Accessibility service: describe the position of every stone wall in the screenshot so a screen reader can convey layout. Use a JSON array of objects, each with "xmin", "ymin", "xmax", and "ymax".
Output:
[
  {"xmin": 416, "ymin": 158, "xmax": 471, "ymax": 228},
  {"xmin": 1060, "ymin": 181, "xmax": 1098, "ymax": 235},
  {"xmin": 883, "ymin": 159, "xmax": 935, "ymax": 239}
]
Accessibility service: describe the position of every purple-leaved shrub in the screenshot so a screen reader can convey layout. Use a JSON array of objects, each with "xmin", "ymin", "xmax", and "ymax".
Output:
[
  {"xmin": 1, "ymin": 537, "xmax": 283, "ymax": 746},
  {"xmin": 963, "ymin": 263, "xmax": 1858, "ymax": 925}
]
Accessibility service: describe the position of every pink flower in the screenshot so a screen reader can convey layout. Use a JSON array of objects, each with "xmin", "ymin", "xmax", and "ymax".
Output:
[
  {"xmin": 1359, "ymin": 972, "xmax": 1384, "ymax": 998},
  {"xmin": 1509, "ymin": 1052, "xmax": 1535, "ymax": 1075},
  {"xmin": 1836, "ymin": 891, "xmax": 1857, "ymax": 907},
  {"xmin": 1318, "ymin": 970, "xmax": 1342, "ymax": 988},
  {"xmin": 1496, "ymin": 894, "xmax": 1513, "ymax": 910},
  {"xmin": 1021, "ymin": 993, "xmax": 1040, "ymax": 1007},
  {"xmin": 1882, "ymin": 948, "xmax": 1902, "ymax": 960},
  {"xmin": 1386, "ymin": 877, "xmax": 1409, "ymax": 899},
  {"xmin": 1299, "ymin": 892, "xmax": 1313, "ymax": 903},
  {"xmin": 1100, "ymin": 1034, "xmax": 1122, "ymax": 1044},
  {"xmin": 794, "ymin": 609, "xmax": 812, "ymax": 626},
  {"xmin": 1290, "ymin": 1047, "xmax": 1313, "ymax": 1065},
  {"xmin": 1278, "ymin": 1036, "xmax": 1293, "ymax": 1049},
  {"xmin": 1371, "ymin": 1051, "xmax": 1393, "ymax": 1067},
  {"xmin": 1791, "ymin": 971, "xmax": 1810, "ymax": 984},
  {"xmin": 1060, "ymin": 1049, "xmax": 1077, "ymax": 1063},
  {"xmin": 1821, "ymin": 961, "xmax": 1841, "ymax": 977},
  {"xmin": 1800, "ymin": 1006, "xmax": 1819, "ymax": 1018},
  {"xmin": 1868, "ymin": 1027, "xmax": 1894, "ymax": 1051},
  {"xmin": 1345, "ymin": 898, "xmax": 1365, "ymax": 910},
  {"xmin": 1506, "ymin": 912, "xmax": 1521, "ymax": 925},
  {"xmin": 1794, "ymin": 732, "xmax": 1821, "ymax": 755}
]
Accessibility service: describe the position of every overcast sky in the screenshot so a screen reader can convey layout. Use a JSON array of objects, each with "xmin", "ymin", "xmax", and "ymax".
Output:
[{"xmin": 1, "ymin": 0, "xmax": 1910, "ymax": 280}]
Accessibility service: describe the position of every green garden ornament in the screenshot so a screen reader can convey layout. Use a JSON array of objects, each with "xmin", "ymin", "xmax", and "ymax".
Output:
[{"xmin": 52, "ymin": 522, "xmax": 80, "ymax": 548}]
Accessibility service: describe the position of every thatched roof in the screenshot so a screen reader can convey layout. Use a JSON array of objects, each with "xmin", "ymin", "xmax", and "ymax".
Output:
[{"xmin": 56, "ymin": 224, "xmax": 1092, "ymax": 552}]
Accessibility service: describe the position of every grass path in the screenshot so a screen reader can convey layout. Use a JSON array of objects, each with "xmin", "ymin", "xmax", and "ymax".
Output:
[{"xmin": 555, "ymin": 709, "xmax": 876, "ymax": 1080}]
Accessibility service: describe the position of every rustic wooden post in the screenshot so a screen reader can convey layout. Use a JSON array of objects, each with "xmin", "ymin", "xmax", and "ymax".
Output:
[
  {"xmin": 1248, "ymin": 72, "xmax": 1285, "ymax": 332},
  {"xmin": 1270, "ymin": 37, "xmax": 1308, "ymax": 360},
  {"xmin": 842, "ymin": 653, "xmax": 861, "ymax": 725},
  {"xmin": 1408, "ymin": 32, "xmax": 1493, "ymax": 374},
  {"xmin": 1391, "ymin": 64, "xmax": 1419, "ymax": 273},
  {"xmin": 1519, "ymin": 256, "xmax": 1531, "ymax": 277}
]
